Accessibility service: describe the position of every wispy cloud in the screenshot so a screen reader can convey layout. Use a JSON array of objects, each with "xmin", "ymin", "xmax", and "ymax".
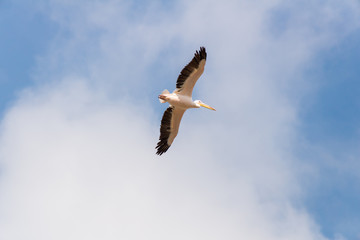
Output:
[{"xmin": 1, "ymin": 0, "xmax": 360, "ymax": 239}]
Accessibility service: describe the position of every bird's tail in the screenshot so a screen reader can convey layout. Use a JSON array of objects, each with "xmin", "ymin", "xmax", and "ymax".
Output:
[{"xmin": 159, "ymin": 89, "xmax": 170, "ymax": 103}]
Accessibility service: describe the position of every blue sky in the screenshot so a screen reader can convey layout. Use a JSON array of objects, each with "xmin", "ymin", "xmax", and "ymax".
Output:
[
  {"xmin": 0, "ymin": 1, "xmax": 57, "ymax": 113},
  {"xmin": 1, "ymin": 0, "xmax": 360, "ymax": 239},
  {"xmin": 301, "ymin": 30, "xmax": 360, "ymax": 238}
]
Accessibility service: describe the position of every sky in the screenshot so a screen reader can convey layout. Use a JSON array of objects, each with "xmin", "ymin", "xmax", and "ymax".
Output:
[{"xmin": 0, "ymin": 0, "xmax": 360, "ymax": 239}]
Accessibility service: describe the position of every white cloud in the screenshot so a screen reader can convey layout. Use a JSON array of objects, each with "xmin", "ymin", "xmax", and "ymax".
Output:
[
  {"xmin": 1, "ymin": 0, "xmax": 360, "ymax": 239},
  {"xmin": 0, "ymin": 78, "xmax": 323, "ymax": 240}
]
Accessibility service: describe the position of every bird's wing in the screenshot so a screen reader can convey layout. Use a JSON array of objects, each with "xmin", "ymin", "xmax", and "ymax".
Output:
[
  {"xmin": 156, "ymin": 106, "xmax": 186, "ymax": 155},
  {"xmin": 174, "ymin": 47, "xmax": 207, "ymax": 97}
]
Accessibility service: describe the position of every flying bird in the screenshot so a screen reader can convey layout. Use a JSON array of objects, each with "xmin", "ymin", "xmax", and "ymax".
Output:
[{"xmin": 156, "ymin": 47, "xmax": 215, "ymax": 155}]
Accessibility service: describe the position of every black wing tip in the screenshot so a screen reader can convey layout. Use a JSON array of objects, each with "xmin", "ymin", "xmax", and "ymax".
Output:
[
  {"xmin": 197, "ymin": 46, "xmax": 207, "ymax": 60},
  {"xmin": 155, "ymin": 107, "xmax": 174, "ymax": 156},
  {"xmin": 175, "ymin": 47, "xmax": 207, "ymax": 90},
  {"xmin": 155, "ymin": 141, "xmax": 170, "ymax": 155}
]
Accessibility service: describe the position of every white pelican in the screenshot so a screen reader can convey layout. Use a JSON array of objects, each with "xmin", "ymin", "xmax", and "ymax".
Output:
[{"xmin": 156, "ymin": 47, "xmax": 216, "ymax": 155}]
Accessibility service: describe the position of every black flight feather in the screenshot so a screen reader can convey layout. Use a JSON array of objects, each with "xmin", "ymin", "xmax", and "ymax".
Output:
[
  {"xmin": 175, "ymin": 47, "xmax": 207, "ymax": 91},
  {"xmin": 156, "ymin": 106, "xmax": 174, "ymax": 155}
]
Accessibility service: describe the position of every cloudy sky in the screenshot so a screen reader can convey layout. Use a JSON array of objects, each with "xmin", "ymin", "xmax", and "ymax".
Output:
[{"xmin": 1, "ymin": 0, "xmax": 360, "ymax": 239}]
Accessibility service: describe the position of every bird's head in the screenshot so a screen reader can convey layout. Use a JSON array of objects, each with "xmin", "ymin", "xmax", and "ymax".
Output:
[{"xmin": 194, "ymin": 100, "xmax": 216, "ymax": 111}]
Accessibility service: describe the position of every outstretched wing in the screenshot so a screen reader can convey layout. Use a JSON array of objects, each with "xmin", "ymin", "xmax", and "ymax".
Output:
[
  {"xmin": 156, "ymin": 106, "xmax": 186, "ymax": 155},
  {"xmin": 174, "ymin": 47, "xmax": 207, "ymax": 97}
]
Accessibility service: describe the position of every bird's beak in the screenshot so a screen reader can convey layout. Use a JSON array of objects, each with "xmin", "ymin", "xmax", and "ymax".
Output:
[{"xmin": 199, "ymin": 102, "xmax": 216, "ymax": 111}]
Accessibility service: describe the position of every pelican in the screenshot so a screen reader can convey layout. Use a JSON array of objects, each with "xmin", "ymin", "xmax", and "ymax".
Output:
[{"xmin": 156, "ymin": 47, "xmax": 215, "ymax": 155}]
